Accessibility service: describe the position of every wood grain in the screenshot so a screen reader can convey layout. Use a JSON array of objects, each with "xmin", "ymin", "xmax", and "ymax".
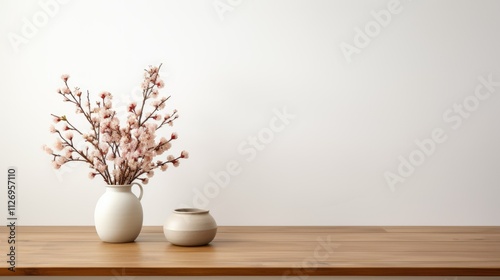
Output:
[{"xmin": 0, "ymin": 226, "xmax": 499, "ymax": 276}]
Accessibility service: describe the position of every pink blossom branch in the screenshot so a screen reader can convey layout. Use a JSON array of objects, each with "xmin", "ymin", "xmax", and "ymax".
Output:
[
  {"xmin": 50, "ymin": 114, "xmax": 84, "ymax": 135},
  {"xmin": 132, "ymin": 154, "xmax": 184, "ymax": 183},
  {"xmin": 141, "ymin": 96, "xmax": 171, "ymax": 125},
  {"xmin": 46, "ymin": 65, "xmax": 187, "ymax": 185},
  {"xmin": 52, "ymin": 130, "xmax": 111, "ymax": 183},
  {"xmin": 137, "ymin": 63, "xmax": 163, "ymax": 126}
]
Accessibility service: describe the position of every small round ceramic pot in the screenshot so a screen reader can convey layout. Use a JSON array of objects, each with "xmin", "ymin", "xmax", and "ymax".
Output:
[{"xmin": 163, "ymin": 208, "xmax": 217, "ymax": 246}]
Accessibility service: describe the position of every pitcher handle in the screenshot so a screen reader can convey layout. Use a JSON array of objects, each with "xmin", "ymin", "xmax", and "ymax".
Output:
[{"xmin": 131, "ymin": 182, "xmax": 143, "ymax": 201}]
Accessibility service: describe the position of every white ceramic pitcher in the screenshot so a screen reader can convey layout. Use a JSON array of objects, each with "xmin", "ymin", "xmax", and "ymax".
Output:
[{"xmin": 94, "ymin": 183, "xmax": 143, "ymax": 243}]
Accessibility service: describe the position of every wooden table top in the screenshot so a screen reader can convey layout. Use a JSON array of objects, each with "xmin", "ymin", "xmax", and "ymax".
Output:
[{"xmin": 1, "ymin": 226, "xmax": 499, "ymax": 276}]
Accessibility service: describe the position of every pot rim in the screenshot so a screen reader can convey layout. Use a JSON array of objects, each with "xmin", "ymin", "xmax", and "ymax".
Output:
[{"xmin": 174, "ymin": 208, "xmax": 209, "ymax": 214}]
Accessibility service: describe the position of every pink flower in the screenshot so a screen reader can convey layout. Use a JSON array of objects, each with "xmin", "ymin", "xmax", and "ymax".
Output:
[
  {"xmin": 100, "ymin": 92, "xmax": 107, "ymax": 99},
  {"xmin": 91, "ymin": 115, "xmax": 100, "ymax": 124},
  {"xmin": 110, "ymin": 118, "xmax": 119, "ymax": 129},
  {"xmin": 127, "ymin": 115, "xmax": 138, "ymax": 126},
  {"xmin": 99, "ymin": 142, "xmax": 109, "ymax": 154},
  {"xmin": 180, "ymin": 150, "xmax": 189, "ymax": 159},
  {"xmin": 91, "ymin": 151, "xmax": 100, "ymax": 162},
  {"xmin": 64, "ymin": 148, "xmax": 72, "ymax": 158},
  {"xmin": 49, "ymin": 125, "xmax": 57, "ymax": 133},
  {"xmin": 132, "ymin": 150, "xmax": 140, "ymax": 159},
  {"xmin": 172, "ymin": 160, "xmax": 180, "ymax": 167},
  {"xmin": 158, "ymin": 102, "xmax": 166, "ymax": 110},
  {"xmin": 141, "ymin": 178, "xmax": 149, "ymax": 184},
  {"xmin": 54, "ymin": 139, "xmax": 64, "ymax": 151},
  {"xmin": 43, "ymin": 145, "xmax": 53, "ymax": 155},
  {"xmin": 96, "ymin": 163, "xmax": 107, "ymax": 173},
  {"xmin": 52, "ymin": 161, "xmax": 61, "ymax": 170},
  {"xmin": 65, "ymin": 131, "xmax": 73, "ymax": 140},
  {"xmin": 100, "ymin": 111, "xmax": 110, "ymax": 118},
  {"xmin": 55, "ymin": 156, "xmax": 67, "ymax": 165},
  {"xmin": 128, "ymin": 102, "xmax": 137, "ymax": 112},
  {"xmin": 102, "ymin": 133, "xmax": 112, "ymax": 143},
  {"xmin": 104, "ymin": 101, "xmax": 112, "ymax": 109},
  {"xmin": 132, "ymin": 128, "xmax": 140, "ymax": 138},
  {"xmin": 167, "ymin": 155, "xmax": 175, "ymax": 161},
  {"xmin": 114, "ymin": 157, "xmax": 124, "ymax": 167},
  {"xmin": 149, "ymin": 66, "xmax": 159, "ymax": 74},
  {"xmin": 171, "ymin": 132, "xmax": 178, "ymax": 140},
  {"xmin": 63, "ymin": 87, "xmax": 71, "ymax": 94},
  {"xmin": 147, "ymin": 171, "xmax": 154, "ymax": 178},
  {"xmin": 160, "ymin": 164, "xmax": 168, "ymax": 171},
  {"xmin": 163, "ymin": 142, "xmax": 172, "ymax": 152},
  {"xmin": 61, "ymin": 74, "xmax": 70, "ymax": 82},
  {"xmin": 151, "ymin": 89, "xmax": 159, "ymax": 98},
  {"xmin": 88, "ymin": 172, "xmax": 96, "ymax": 179},
  {"xmin": 106, "ymin": 153, "xmax": 116, "ymax": 161},
  {"xmin": 53, "ymin": 116, "xmax": 61, "ymax": 123},
  {"xmin": 128, "ymin": 160, "xmax": 138, "ymax": 170},
  {"xmin": 146, "ymin": 123, "xmax": 157, "ymax": 132},
  {"xmin": 156, "ymin": 79, "xmax": 165, "ymax": 89}
]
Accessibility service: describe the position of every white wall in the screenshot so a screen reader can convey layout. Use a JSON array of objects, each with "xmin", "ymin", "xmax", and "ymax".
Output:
[{"xmin": 0, "ymin": 0, "xmax": 499, "ymax": 226}]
